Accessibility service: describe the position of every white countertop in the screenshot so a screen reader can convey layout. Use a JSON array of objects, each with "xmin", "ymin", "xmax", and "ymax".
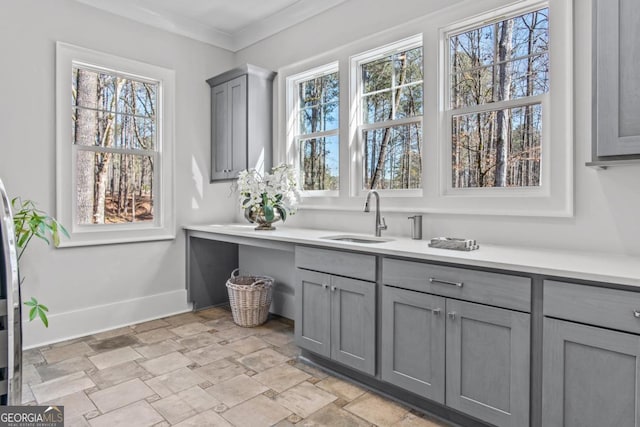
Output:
[{"xmin": 184, "ymin": 224, "xmax": 640, "ymax": 288}]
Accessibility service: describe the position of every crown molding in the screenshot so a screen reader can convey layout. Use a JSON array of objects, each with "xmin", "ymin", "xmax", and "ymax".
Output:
[{"xmin": 74, "ymin": 0, "xmax": 348, "ymax": 52}]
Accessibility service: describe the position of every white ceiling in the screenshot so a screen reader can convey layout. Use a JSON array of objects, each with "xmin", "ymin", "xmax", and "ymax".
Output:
[{"xmin": 75, "ymin": 0, "xmax": 349, "ymax": 52}]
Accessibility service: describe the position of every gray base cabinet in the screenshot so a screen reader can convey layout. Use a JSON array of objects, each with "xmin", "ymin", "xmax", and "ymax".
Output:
[
  {"xmin": 381, "ymin": 286, "xmax": 445, "ymax": 402},
  {"xmin": 381, "ymin": 287, "xmax": 530, "ymax": 427},
  {"xmin": 446, "ymin": 299, "xmax": 530, "ymax": 427},
  {"xmin": 295, "ymin": 268, "xmax": 376, "ymax": 375},
  {"xmin": 542, "ymin": 317, "xmax": 640, "ymax": 427}
]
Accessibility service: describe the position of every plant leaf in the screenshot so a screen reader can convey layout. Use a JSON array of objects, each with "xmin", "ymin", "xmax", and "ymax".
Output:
[
  {"xmin": 29, "ymin": 306, "xmax": 37, "ymax": 321},
  {"xmin": 276, "ymin": 207, "xmax": 287, "ymax": 222},
  {"xmin": 39, "ymin": 303, "xmax": 49, "ymax": 312},
  {"xmin": 38, "ymin": 308, "xmax": 49, "ymax": 328},
  {"xmin": 263, "ymin": 204, "xmax": 274, "ymax": 222}
]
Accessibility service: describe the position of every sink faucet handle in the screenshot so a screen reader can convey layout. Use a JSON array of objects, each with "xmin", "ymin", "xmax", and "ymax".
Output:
[{"xmin": 380, "ymin": 216, "xmax": 388, "ymax": 230}]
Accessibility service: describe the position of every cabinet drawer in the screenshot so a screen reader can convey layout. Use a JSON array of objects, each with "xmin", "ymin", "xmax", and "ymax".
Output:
[
  {"xmin": 382, "ymin": 258, "xmax": 530, "ymax": 312},
  {"xmin": 295, "ymin": 246, "xmax": 376, "ymax": 282},
  {"xmin": 544, "ymin": 280, "xmax": 640, "ymax": 334}
]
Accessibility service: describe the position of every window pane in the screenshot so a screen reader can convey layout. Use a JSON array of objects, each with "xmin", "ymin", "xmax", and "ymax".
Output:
[
  {"xmin": 116, "ymin": 114, "xmax": 156, "ymax": 150},
  {"xmin": 300, "ymin": 102, "xmax": 339, "ymax": 134},
  {"xmin": 76, "ymin": 152, "xmax": 154, "ymax": 224},
  {"xmin": 395, "ymin": 47, "xmax": 423, "ymax": 84},
  {"xmin": 299, "ymin": 135, "xmax": 339, "ymax": 191},
  {"xmin": 450, "ymin": 25, "xmax": 495, "ymax": 72},
  {"xmin": 72, "ymin": 68, "xmax": 117, "ymax": 112},
  {"xmin": 397, "ymin": 84, "xmax": 423, "ymax": 119},
  {"xmin": 299, "ymin": 72, "xmax": 338, "ymax": 107},
  {"xmin": 450, "ymin": 66, "xmax": 494, "ymax": 108},
  {"xmin": 363, "ymin": 91, "xmax": 392, "ymax": 123},
  {"xmin": 364, "ymin": 123, "xmax": 422, "ymax": 190},
  {"xmin": 451, "ymin": 103, "xmax": 542, "ymax": 188},
  {"xmin": 134, "ymin": 81, "xmax": 157, "ymax": 118},
  {"xmin": 511, "ymin": 9, "xmax": 549, "ymax": 58},
  {"xmin": 508, "ymin": 54, "xmax": 549, "ymax": 99},
  {"xmin": 362, "ymin": 57, "xmax": 392, "ymax": 94}
]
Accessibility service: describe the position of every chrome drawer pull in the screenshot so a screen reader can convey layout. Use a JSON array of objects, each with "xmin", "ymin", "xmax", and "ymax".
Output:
[
  {"xmin": 447, "ymin": 311, "xmax": 457, "ymax": 320},
  {"xmin": 322, "ymin": 284, "xmax": 328, "ymax": 289},
  {"xmin": 634, "ymin": 310, "xmax": 640, "ymax": 319},
  {"xmin": 433, "ymin": 308, "xmax": 441, "ymax": 315},
  {"xmin": 429, "ymin": 278, "xmax": 463, "ymax": 288},
  {"xmin": 331, "ymin": 286, "xmax": 337, "ymax": 292}
]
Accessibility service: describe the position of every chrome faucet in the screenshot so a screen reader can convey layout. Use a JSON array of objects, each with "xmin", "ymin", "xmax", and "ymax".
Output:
[{"xmin": 364, "ymin": 190, "xmax": 387, "ymax": 237}]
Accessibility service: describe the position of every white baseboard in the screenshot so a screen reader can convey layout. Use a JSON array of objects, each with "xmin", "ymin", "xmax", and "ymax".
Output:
[{"xmin": 23, "ymin": 290, "xmax": 192, "ymax": 349}]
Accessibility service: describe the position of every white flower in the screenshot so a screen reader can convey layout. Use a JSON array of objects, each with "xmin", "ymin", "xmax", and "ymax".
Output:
[{"xmin": 235, "ymin": 164, "xmax": 300, "ymax": 220}]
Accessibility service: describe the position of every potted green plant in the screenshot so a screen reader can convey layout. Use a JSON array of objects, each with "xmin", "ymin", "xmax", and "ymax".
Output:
[{"xmin": 11, "ymin": 198, "xmax": 68, "ymax": 327}]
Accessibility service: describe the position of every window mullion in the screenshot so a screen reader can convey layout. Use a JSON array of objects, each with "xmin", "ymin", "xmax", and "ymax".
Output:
[
  {"xmin": 449, "ymin": 94, "xmax": 547, "ymax": 116},
  {"xmin": 359, "ymin": 116, "xmax": 422, "ymax": 132},
  {"xmin": 73, "ymin": 144, "xmax": 156, "ymax": 158}
]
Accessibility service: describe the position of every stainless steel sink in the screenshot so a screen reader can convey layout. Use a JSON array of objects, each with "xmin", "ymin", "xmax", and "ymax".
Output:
[{"xmin": 320, "ymin": 234, "xmax": 394, "ymax": 244}]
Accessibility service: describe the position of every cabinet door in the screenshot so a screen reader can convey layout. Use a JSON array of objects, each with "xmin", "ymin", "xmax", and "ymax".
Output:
[
  {"xmin": 381, "ymin": 286, "xmax": 445, "ymax": 402},
  {"xmin": 330, "ymin": 276, "xmax": 376, "ymax": 375},
  {"xmin": 446, "ymin": 300, "xmax": 530, "ymax": 427},
  {"xmin": 227, "ymin": 75, "xmax": 247, "ymax": 178},
  {"xmin": 294, "ymin": 269, "xmax": 331, "ymax": 358},
  {"xmin": 210, "ymin": 82, "xmax": 229, "ymax": 181},
  {"xmin": 542, "ymin": 318, "xmax": 640, "ymax": 427},
  {"xmin": 595, "ymin": 0, "xmax": 640, "ymax": 156}
]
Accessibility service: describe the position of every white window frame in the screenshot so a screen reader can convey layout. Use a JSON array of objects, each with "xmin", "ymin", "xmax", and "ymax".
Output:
[
  {"xmin": 286, "ymin": 62, "xmax": 340, "ymax": 198},
  {"xmin": 441, "ymin": 1, "xmax": 550, "ymax": 196},
  {"xmin": 434, "ymin": 0, "xmax": 572, "ymax": 216},
  {"xmin": 350, "ymin": 34, "xmax": 424, "ymax": 198},
  {"xmin": 56, "ymin": 42, "xmax": 175, "ymax": 246}
]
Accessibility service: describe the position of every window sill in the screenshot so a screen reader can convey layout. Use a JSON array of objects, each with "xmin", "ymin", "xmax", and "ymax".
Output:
[{"xmin": 56, "ymin": 232, "xmax": 176, "ymax": 248}]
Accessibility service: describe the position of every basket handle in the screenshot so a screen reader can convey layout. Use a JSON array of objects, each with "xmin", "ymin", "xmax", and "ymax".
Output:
[
  {"xmin": 250, "ymin": 279, "xmax": 267, "ymax": 288},
  {"xmin": 230, "ymin": 268, "xmax": 240, "ymax": 280}
]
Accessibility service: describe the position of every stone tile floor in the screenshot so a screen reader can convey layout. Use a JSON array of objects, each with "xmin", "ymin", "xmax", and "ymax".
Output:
[{"xmin": 22, "ymin": 307, "xmax": 448, "ymax": 426}]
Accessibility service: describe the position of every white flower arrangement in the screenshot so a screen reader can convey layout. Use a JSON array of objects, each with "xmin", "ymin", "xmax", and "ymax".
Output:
[{"xmin": 237, "ymin": 164, "xmax": 300, "ymax": 223}]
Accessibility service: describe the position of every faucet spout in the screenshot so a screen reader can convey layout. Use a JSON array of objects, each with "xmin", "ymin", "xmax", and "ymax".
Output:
[{"xmin": 363, "ymin": 190, "xmax": 387, "ymax": 237}]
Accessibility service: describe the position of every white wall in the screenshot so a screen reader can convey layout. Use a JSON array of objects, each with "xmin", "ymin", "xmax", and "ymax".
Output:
[
  {"xmin": 236, "ymin": 0, "xmax": 640, "ymax": 257},
  {"xmin": 0, "ymin": 0, "xmax": 237, "ymax": 347}
]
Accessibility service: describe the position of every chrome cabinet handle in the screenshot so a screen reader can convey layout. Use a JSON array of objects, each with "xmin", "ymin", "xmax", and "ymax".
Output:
[
  {"xmin": 634, "ymin": 310, "xmax": 640, "ymax": 319},
  {"xmin": 331, "ymin": 286, "xmax": 337, "ymax": 292},
  {"xmin": 433, "ymin": 308, "xmax": 441, "ymax": 316},
  {"xmin": 447, "ymin": 311, "xmax": 457, "ymax": 320},
  {"xmin": 322, "ymin": 284, "xmax": 328, "ymax": 289},
  {"xmin": 429, "ymin": 278, "xmax": 463, "ymax": 288}
]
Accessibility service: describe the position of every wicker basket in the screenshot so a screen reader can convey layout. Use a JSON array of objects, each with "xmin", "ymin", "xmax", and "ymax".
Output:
[{"xmin": 226, "ymin": 268, "xmax": 274, "ymax": 327}]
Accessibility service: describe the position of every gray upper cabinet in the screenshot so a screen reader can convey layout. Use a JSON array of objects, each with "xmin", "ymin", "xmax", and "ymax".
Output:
[
  {"xmin": 294, "ymin": 266, "xmax": 376, "ymax": 376},
  {"xmin": 381, "ymin": 286, "xmax": 446, "ymax": 403},
  {"xmin": 542, "ymin": 317, "xmax": 640, "ymax": 427},
  {"xmin": 207, "ymin": 65, "xmax": 275, "ymax": 182},
  {"xmin": 446, "ymin": 299, "xmax": 530, "ymax": 427},
  {"xmin": 594, "ymin": 0, "xmax": 640, "ymax": 157}
]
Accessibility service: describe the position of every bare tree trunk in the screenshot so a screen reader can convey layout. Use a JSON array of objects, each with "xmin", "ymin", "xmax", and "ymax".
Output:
[
  {"xmin": 75, "ymin": 69, "xmax": 98, "ymax": 224},
  {"xmin": 494, "ymin": 19, "xmax": 514, "ymax": 187},
  {"xmin": 370, "ymin": 54, "xmax": 408, "ymax": 189}
]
